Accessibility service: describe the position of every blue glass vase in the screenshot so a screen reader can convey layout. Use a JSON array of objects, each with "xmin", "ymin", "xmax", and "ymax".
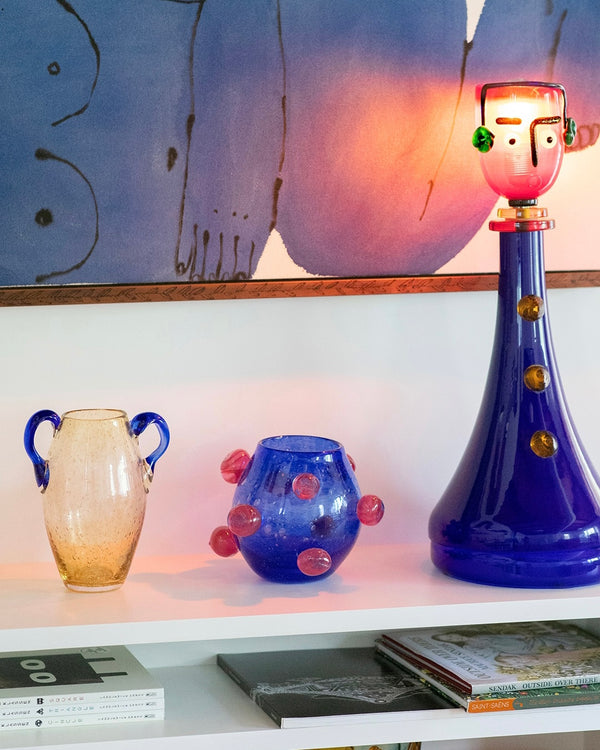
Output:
[
  {"xmin": 211, "ymin": 435, "xmax": 384, "ymax": 583},
  {"xmin": 429, "ymin": 227, "xmax": 600, "ymax": 588}
]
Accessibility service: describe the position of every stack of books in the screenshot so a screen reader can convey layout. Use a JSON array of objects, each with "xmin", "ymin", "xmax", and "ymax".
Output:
[
  {"xmin": 0, "ymin": 645, "xmax": 164, "ymax": 731},
  {"xmin": 376, "ymin": 620, "xmax": 600, "ymax": 714}
]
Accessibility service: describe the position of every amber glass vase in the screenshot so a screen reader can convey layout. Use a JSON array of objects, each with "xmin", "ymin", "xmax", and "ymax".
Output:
[{"xmin": 24, "ymin": 408, "xmax": 169, "ymax": 592}]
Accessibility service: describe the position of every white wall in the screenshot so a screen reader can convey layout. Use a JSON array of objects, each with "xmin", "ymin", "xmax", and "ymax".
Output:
[{"xmin": 2, "ymin": 282, "xmax": 600, "ymax": 565}]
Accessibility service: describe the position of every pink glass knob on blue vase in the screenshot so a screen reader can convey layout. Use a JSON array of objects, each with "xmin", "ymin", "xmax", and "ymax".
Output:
[{"xmin": 210, "ymin": 435, "xmax": 384, "ymax": 583}]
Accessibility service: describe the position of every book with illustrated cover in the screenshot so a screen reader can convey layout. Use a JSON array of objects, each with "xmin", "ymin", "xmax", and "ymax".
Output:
[
  {"xmin": 376, "ymin": 640, "xmax": 600, "ymax": 714},
  {"xmin": 380, "ymin": 621, "xmax": 600, "ymax": 695},
  {"xmin": 0, "ymin": 645, "xmax": 164, "ymax": 717},
  {"xmin": 217, "ymin": 647, "xmax": 457, "ymax": 728}
]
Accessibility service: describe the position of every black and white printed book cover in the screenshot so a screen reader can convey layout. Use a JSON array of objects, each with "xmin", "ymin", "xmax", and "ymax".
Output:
[
  {"xmin": 0, "ymin": 645, "xmax": 163, "ymax": 709},
  {"xmin": 217, "ymin": 646, "xmax": 457, "ymax": 728}
]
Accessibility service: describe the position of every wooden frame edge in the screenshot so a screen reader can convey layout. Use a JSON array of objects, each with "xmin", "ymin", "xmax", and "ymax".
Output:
[{"xmin": 0, "ymin": 270, "xmax": 599, "ymax": 307}]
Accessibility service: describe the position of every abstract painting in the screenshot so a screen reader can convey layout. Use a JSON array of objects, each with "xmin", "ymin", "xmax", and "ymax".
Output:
[{"xmin": 0, "ymin": 0, "xmax": 598, "ymax": 301}]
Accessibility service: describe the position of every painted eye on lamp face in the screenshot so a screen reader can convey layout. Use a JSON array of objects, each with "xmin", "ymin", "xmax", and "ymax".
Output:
[
  {"xmin": 504, "ymin": 132, "xmax": 522, "ymax": 148},
  {"xmin": 539, "ymin": 128, "xmax": 558, "ymax": 149}
]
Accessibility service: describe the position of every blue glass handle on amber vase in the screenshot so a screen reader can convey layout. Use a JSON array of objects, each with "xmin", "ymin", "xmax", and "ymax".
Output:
[
  {"xmin": 24, "ymin": 410, "xmax": 170, "ymax": 491},
  {"xmin": 130, "ymin": 412, "xmax": 170, "ymax": 473},
  {"xmin": 24, "ymin": 409, "xmax": 61, "ymax": 490}
]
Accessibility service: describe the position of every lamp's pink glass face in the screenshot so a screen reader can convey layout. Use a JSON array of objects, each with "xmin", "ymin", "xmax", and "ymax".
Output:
[{"xmin": 479, "ymin": 84, "xmax": 565, "ymax": 201}]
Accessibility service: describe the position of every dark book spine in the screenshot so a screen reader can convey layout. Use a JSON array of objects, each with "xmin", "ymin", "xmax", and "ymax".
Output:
[{"xmin": 216, "ymin": 656, "xmax": 283, "ymax": 726}]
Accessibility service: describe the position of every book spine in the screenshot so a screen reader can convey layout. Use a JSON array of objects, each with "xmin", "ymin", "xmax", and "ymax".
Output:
[
  {"xmin": 482, "ymin": 675, "xmax": 600, "ymax": 694},
  {"xmin": 0, "ymin": 709, "xmax": 164, "ymax": 731},
  {"xmin": 216, "ymin": 655, "xmax": 254, "ymax": 696},
  {"xmin": 256, "ymin": 697, "xmax": 283, "ymax": 728},
  {"xmin": 0, "ymin": 699, "xmax": 164, "ymax": 720},
  {"xmin": 216, "ymin": 655, "xmax": 280, "ymax": 724},
  {"xmin": 466, "ymin": 690, "xmax": 600, "ymax": 713},
  {"xmin": 466, "ymin": 696, "xmax": 517, "ymax": 713},
  {"xmin": 0, "ymin": 688, "xmax": 164, "ymax": 709}
]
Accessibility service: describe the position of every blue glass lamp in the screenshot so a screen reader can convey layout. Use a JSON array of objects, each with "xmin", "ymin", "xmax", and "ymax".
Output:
[{"xmin": 429, "ymin": 82, "xmax": 600, "ymax": 588}]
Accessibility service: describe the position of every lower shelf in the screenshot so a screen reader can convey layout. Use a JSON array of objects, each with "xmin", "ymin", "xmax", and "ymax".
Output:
[{"xmin": 2, "ymin": 664, "xmax": 600, "ymax": 750}]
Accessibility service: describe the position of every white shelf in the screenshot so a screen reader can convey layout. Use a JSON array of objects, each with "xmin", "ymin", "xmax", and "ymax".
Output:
[
  {"xmin": 3, "ymin": 665, "xmax": 600, "ymax": 750},
  {"xmin": 2, "ymin": 543, "xmax": 600, "ymax": 651},
  {"xmin": 2, "ymin": 542, "xmax": 600, "ymax": 749}
]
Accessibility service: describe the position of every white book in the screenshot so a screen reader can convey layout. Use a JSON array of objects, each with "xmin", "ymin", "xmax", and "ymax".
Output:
[
  {"xmin": 0, "ymin": 646, "xmax": 163, "ymax": 710},
  {"xmin": 0, "ymin": 708, "xmax": 164, "ymax": 732},
  {"xmin": 0, "ymin": 697, "xmax": 164, "ymax": 720}
]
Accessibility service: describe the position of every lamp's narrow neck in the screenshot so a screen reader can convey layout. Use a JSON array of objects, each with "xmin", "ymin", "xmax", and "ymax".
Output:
[
  {"xmin": 491, "ymin": 207, "xmax": 554, "ymax": 359},
  {"xmin": 498, "ymin": 228, "xmax": 547, "ymax": 313},
  {"xmin": 486, "ymin": 229, "xmax": 556, "ymax": 451}
]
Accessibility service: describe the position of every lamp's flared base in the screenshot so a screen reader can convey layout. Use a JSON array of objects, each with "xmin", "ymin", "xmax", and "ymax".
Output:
[
  {"xmin": 431, "ymin": 543, "xmax": 600, "ymax": 589},
  {"xmin": 429, "ymin": 228, "xmax": 600, "ymax": 590}
]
